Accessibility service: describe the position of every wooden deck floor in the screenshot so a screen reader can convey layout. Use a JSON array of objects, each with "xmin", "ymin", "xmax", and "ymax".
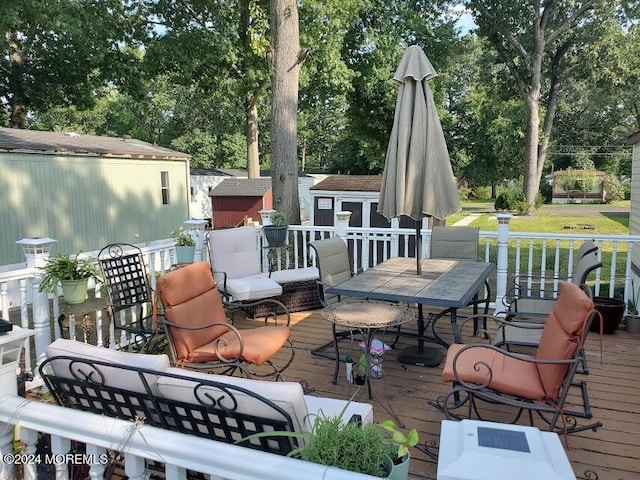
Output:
[{"xmin": 233, "ymin": 306, "xmax": 640, "ymax": 480}]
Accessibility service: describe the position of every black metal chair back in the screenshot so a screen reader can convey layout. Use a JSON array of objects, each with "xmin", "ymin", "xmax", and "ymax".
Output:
[
  {"xmin": 98, "ymin": 243, "xmax": 158, "ymax": 350},
  {"xmin": 99, "ymin": 243, "xmax": 152, "ymax": 313}
]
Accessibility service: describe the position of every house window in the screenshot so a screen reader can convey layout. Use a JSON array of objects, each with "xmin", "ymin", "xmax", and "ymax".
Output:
[
  {"xmin": 161, "ymin": 171, "xmax": 170, "ymax": 205},
  {"xmin": 190, "ymin": 186, "xmax": 195, "ymax": 197}
]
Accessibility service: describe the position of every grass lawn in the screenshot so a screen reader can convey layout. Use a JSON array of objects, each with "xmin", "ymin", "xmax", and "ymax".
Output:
[
  {"xmin": 446, "ymin": 200, "xmax": 632, "ymax": 298},
  {"xmin": 447, "ymin": 200, "xmax": 630, "ymax": 235}
]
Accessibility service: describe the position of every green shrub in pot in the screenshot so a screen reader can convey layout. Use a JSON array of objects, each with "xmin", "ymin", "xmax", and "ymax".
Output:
[{"xmin": 39, "ymin": 253, "xmax": 102, "ymax": 304}]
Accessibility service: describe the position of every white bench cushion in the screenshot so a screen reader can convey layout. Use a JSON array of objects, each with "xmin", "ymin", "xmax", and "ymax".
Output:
[
  {"xmin": 269, "ymin": 267, "xmax": 320, "ymax": 284},
  {"xmin": 156, "ymin": 367, "xmax": 309, "ymax": 432},
  {"xmin": 45, "ymin": 338, "xmax": 170, "ymax": 393},
  {"xmin": 156, "ymin": 367, "xmax": 374, "ymax": 433},
  {"xmin": 226, "ymin": 274, "xmax": 282, "ymax": 301}
]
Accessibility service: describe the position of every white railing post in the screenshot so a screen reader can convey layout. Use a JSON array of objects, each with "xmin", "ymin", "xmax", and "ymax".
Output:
[
  {"xmin": 16, "ymin": 237, "xmax": 56, "ymax": 376},
  {"xmin": 0, "ymin": 423, "xmax": 14, "ymax": 480},
  {"xmin": 51, "ymin": 435, "xmax": 71, "ymax": 480},
  {"xmin": 495, "ymin": 214, "xmax": 513, "ymax": 312},
  {"xmin": 335, "ymin": 211, "xmax": 352, "ymax": 241},
  {"xmin": 0, "ymin": 327, "xmax": 35, "ymax": 480},
  {"xmin": 184, "ymin": 219, "xmax": 208, "ymax": 262}
]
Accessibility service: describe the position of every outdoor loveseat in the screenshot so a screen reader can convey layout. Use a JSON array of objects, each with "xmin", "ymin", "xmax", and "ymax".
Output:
[{"xmin": 40, "ymin": 339, "xmax": 374, "ymax": 459}]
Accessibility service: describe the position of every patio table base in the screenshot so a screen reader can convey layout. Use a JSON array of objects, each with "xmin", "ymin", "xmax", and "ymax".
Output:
[{"xmin": 398, "ymin": 345, "xmax": 443, "ymax": 367}]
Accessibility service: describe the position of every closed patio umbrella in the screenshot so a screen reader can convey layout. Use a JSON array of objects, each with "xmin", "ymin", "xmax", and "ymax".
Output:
[
  {"xmin": 378, "ymin": 45, "xmax": 461, "ymax": 366},
  {"xmin": 378, "ymin": 45, "xmax": 461, "ymax": 274}
]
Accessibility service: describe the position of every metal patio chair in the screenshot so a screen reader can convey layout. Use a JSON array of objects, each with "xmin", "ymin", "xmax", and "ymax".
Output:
[
  {"xmin": 307, "ymin": 237, "xmax": 357, "ymax": 370},
  {"xmin": 430, "ymin": 226, "xmax": 491, "ymax": 314},
  {"xmin": 98, "ymin": 243, "xmax": 163, "ymax": 352},
  {"xmin": 155, "ymin": 261, "xmax": 294, "ymax": 380},
  {"xmin": 308, "ymin": 237, "xmax": 406, "ymax": 385},
  {"xmin": 429, "ymin": 280, "xmax": 602, "ymax": 437},
  {"xmin": 498, "ymin": 243, "xmax": 602, "ymax": 352}
]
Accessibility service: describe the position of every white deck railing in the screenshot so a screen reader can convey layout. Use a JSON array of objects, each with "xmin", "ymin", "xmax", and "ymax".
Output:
[
  {"xmin": 2, "ymin": 218, "xmax": 640, "ymax": 385},
  {"xmin": 1, "ymin": 217, "xmax": 639, "ymax": 479},
  {"xmin": 0, "ymin": 395, "xmax": 377, "ymax": 480}
]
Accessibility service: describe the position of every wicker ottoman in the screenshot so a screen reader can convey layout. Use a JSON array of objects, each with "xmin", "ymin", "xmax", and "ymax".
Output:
[{"xmin": 249, "ymin": 267, "xmax": 322, "ymax": 317}]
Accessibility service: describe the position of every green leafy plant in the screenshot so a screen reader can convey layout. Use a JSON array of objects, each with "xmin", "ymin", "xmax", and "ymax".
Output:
[
  {"xmin": 378, "ymin": 420, "xmax": 419, "ymax": 463},
  {"xmin": 171, "ymin": 227, "xmax": 195, "ymax": 246},
  {"xmin": 269, "ymin": 211, "xmax": 288, "ymax": 227},
  {"xmin": 239, "ymin": 398, "xmax": 388, "ymax": 477},
  {"xmin": 39, "ymin": 253, "xmax": 102, "ymax": 294}
]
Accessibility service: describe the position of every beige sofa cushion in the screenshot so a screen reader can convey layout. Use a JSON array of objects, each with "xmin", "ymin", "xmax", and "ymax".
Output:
[
  {"xmin": 269, "ymin": 267, "xmax": 320, "ymax": 284},
  {"xmin": 226, "ymin": 274, "xmax": 282, "ymax": 301},
  {"xmin": 157, "ymin": 367, "xmax": 310, "ymax": 432},
  {"xmin": 156, "ymin": 367, "xmax": 373, "ymax": 433},
  {"xmin": 45, "ymin": 338, "xmax": 170, "ymax": 393}
]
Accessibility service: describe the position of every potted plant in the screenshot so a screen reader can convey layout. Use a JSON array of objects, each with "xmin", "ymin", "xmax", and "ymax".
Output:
[
  {"xmin": 625, "ymin": 281, "xmax": 640, "ymax": 333},
  {"xmin": 240, "ymin": 403, "xmax": 393, "ymax": 477},
  {"xmin": 263, "ymin": 211, "xmax": 288, "ymax": 247},
  {"xmin": 379, "ymin": 420, "xmax": 419, "ymax": 480},
  {"xmin": 171, "ymin": 227, "xmax": 195, "ymax": 264},
  {"xmin": 39, "ymin": 253, "xmax": 102, "ymax": 305}
]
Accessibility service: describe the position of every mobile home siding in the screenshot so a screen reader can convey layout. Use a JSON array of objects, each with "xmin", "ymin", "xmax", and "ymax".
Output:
[
  {"xmin": 631, "ymin": 135, "xmax": 640, "ymax": 273},
  {"xmin": 1, "ymin": 152, "xmax": 189, "ymax": 263}
]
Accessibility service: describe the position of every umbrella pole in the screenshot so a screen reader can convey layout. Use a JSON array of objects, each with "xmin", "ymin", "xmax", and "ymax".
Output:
[
  {"xmin": 398, "ymin": 221, "xmax": 443, "ymax": 367},
  {"xmin": 416, "ymin": 220, "xmax": 422, "ymax": 275}
]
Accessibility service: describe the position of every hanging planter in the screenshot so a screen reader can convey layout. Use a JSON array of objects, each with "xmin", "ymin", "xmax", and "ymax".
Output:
[{"xmin": 263, "ymin": 211, "xmax": 288, "ymax": 247}]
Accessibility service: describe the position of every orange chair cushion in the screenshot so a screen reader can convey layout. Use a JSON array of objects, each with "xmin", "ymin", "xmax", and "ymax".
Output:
[
  {"xmin": 442, "ymin": 344, "xmax": 546, "ymax": 400},
  {"xmin": 191, "ymin": 326, "xmax": 291, "ymax": 365},
  {"xmin": 536, "ymin": 281, "xmax": 594, "ymax": 399},
  {"xmin": 157, "ymin": 262, "xmax": 291, "ymax": 366},
  {"xmin": 157, "ymin": 263, "xmax": 230, "ymax": 361}
]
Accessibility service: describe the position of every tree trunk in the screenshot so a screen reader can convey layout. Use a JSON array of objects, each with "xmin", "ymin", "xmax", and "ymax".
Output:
[
  {"xmin": 246, "ymin": 97, "xmax": 260, "ymax": 178},
  {"xmin": 523, "ymin": 93, "xmax": 541, "ymax": 213},
  {"xmin": 8, "ymin": 35, "xmax": 26, "ymax": 129},
  {"xmin": 269, "ymin": 0, "xmax": 301, "ymax": 225}
]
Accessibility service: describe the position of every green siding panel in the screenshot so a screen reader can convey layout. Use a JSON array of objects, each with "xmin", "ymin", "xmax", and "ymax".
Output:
[{"xmin": 1, "ymin": 152, "xmax": 189, "ymax": 263}]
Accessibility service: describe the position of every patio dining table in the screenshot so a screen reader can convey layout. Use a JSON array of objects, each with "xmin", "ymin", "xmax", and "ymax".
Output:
[{"xmin": 326, "ymin": 256, "xmax": 494, "ymax": 366}]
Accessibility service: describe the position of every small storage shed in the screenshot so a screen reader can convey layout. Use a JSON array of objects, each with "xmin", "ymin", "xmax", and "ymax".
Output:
[
  {"xmin": 0, "ymin": 128, "xmax": 191, "ymax": 264},
  {"xmin": 310, "ymin": 175, "xmax": 426, "ymax": 230},
  {"xmin": 310, "ymin": 175, "xmax": 429, "ymax": 267},
  {"xmin": 209, "ymin": 178, "xmax": 273, "ymax": 229},
  {"xmin": 190, "ymin": 168, "xmax": 248, "ymax": 226}
]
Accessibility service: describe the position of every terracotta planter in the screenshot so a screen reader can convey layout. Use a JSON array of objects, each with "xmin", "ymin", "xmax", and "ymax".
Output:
[{"xmin": 591, "ymin": 297, "xmax": 624, "ymax": 334}]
